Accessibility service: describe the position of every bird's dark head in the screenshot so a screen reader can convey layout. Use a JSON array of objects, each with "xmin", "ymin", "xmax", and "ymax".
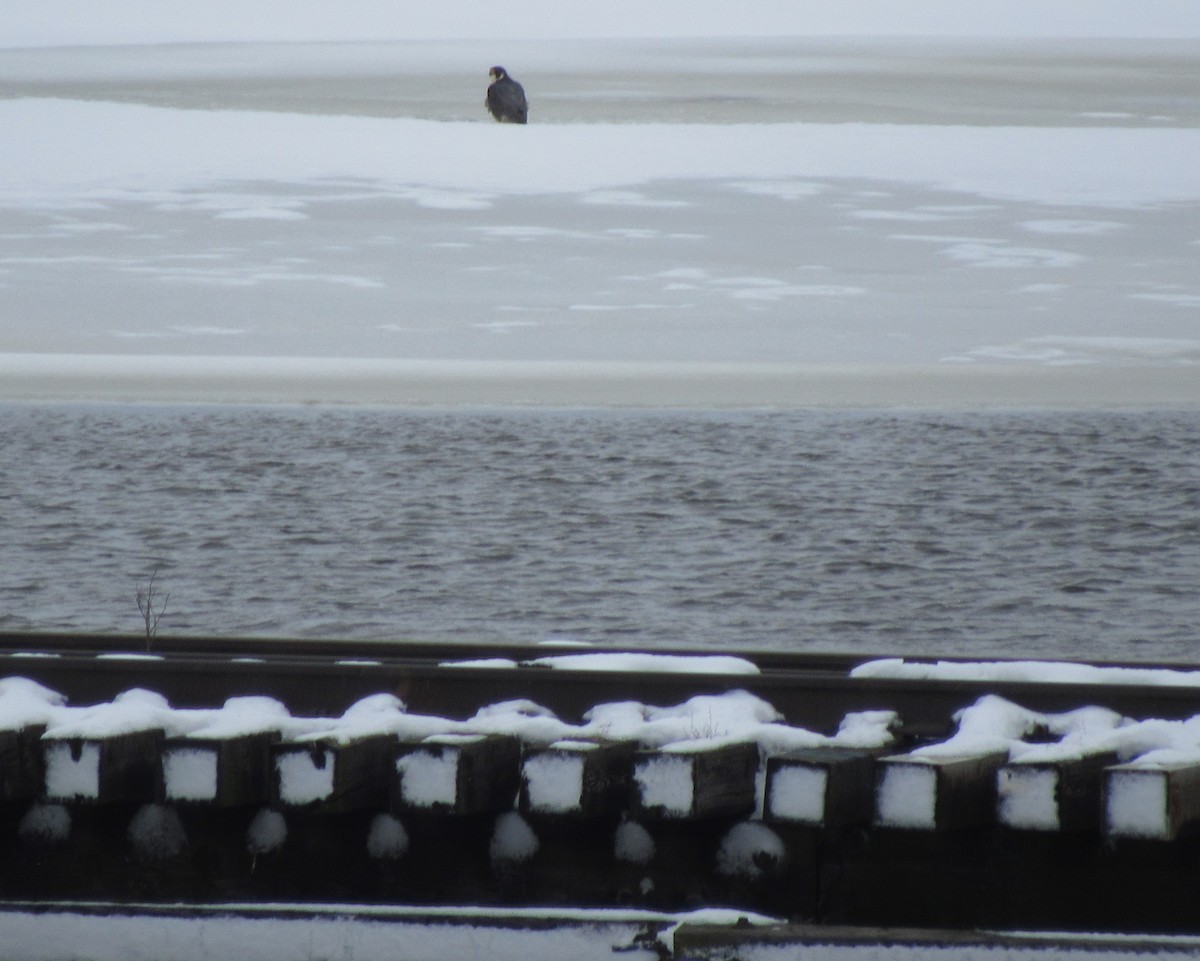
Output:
[{"xmin": 489, "ymin": 66, "xmax": 507, "ymax": 81}]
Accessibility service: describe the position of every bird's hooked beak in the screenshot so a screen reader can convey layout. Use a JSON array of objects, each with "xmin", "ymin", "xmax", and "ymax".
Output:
[{"xmin": 489, "ymin": 69, "xmax": 499, "ymax": 81}]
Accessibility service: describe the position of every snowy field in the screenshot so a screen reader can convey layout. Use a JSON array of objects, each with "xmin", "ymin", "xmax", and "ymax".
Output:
[{"xmin": 2, "ymin": 1, "xmax": 1199, "ymax": 406}]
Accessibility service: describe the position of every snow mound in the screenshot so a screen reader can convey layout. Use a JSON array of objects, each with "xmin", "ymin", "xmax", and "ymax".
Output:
[
  {"xmin": 490, "ymin": 812, "xmax": 539, "ymax": 864},
  {"xmin": 18, "ymin": 803, "xmax": 71, "ymax": 843},
  {"xmin": 853, "ymin": 658, "xmax": 1200, "ymax": 688},
  {"xmin": 128, "ymin": 804, "xmax": 187, "ymax": 860},
  {"xmin": 367, "ymin": 814, "xmax": 409, "ymax": 860},
  {"xmin": 716, "ymin": 821, "xmax": 787, "ymax": 878},
  {"xmin": 246, "ymin": 807, "xmax": 287, "ymax": 855},
  {"xmin": 613, "ymin": 820, "xmax": 655, "ymax": 865}
]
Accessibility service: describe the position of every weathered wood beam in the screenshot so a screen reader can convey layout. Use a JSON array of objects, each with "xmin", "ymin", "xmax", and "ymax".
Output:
[
  {"xmin": 764, "ymin": 747, "xmax": 880, "ymax": 827},
  {"xmin": 271, "ymin": 734, "xmax": 397, "ymax": 812},
  {"xmin": 394, "ymin": 734, "xmax": 521, "ymax": 816},
  {"xmin": 160, "ymin": 732, "xmax": 278, "ymax": 807},
  {"xmin": 1105, "ymin": 761, "xmax": 1200, "ymax": 841},
  {"xmin": 519, "ymin": 741, "xmax": 632, "ymax": 818},
  {"xmin": 41, "ymin": 730, "xmax": 164, "ymax": 803},
  {"xmin": 875, "ymin": 751, "xmax": 1008, "ymax": 830},
  {"xmin": 631, "ymin": 742, "xmax": 759, "ymax": 820},
  {"xmin": 996, "ymin": 753, "xmax": 1116, "ymax": 832}
]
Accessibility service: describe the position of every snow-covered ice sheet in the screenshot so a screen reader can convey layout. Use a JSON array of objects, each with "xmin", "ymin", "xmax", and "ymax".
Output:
[
  {"xmin": 6, "ymin": 101, "xmax": 1200, "ymax": 205},
  {"xmin": 4, "ymin": 0, "xmax": 1198, "ymax": 46},
  {"xmin": 1, "ymin": 2, "xmax": 1198, "ymax": 406}
]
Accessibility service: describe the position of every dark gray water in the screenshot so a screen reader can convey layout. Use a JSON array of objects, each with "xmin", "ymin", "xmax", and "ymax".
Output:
[{"xmin": 1, "ymin": 403, "xmax": 1197, "ymax": 662}]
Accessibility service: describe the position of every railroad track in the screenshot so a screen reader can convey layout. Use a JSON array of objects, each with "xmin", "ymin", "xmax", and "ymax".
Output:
[{"xmin": 5, "ymin": 632, "xmax": 1200, "ymax": 932}]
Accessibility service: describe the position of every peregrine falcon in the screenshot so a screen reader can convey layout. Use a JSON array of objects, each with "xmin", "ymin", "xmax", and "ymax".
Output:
[{"xmin": 486, "ymin": 66, "xmax": 528, "ymax": 124}]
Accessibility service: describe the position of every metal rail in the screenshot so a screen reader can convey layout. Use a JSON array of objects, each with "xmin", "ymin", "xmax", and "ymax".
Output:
[{"xmin": 3, "ymin": 632, "xmax": 1200, "ymax": 736}]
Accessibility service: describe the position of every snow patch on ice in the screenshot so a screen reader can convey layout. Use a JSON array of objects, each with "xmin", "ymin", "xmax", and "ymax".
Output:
[
  {"xmin": 731, "ymin": 180, "xmax": 827, "ymax": 201},
  {"xmin": 850, "ymin": 209, "xmax": 954, "ymax": 222},
  {"xmin": 954, "ymin": 335, "xmax": 1200, "ymax": 365},
  {"xmin": 1020, "ymin": 219, "xmax": 1124, "ymax": 235},
  {"xmin": 170, "ymin": 325, "xmax": 247, "ymax": 337},
  {"xmin": 581, "ymin": 190, "xmax": 688, "ymax": 208},
  {"xmin": 1130, "ymin": 292, "xmax": 1200, "ymax": 309},
  {"xmin": 940, "ymin": 241, "xmax": 1084, "ymax": 268},
  {"xmin": 213, "ymin": 206, "xmax": 309, "ymax": 221},
  {"xmin": 726, "ymin": 283, "xmax": 866, "ymax": 301},
  {"xmin": 8, "ymin": 101, "xmax": 1200, "ymax": 211}
]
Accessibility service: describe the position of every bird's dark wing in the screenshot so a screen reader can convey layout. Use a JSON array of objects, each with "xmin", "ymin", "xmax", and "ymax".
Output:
[{"xmin": 487, "ymin": 78, "xmax": 528, "ymax": 123}]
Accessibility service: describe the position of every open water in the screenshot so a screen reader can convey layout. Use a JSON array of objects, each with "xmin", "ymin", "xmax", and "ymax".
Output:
[{"xmin": 1, "ymin": 403, "xmax": 1197, "ymax": 663}]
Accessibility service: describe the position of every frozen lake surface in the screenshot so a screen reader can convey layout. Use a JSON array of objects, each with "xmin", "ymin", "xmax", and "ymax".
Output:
[{"xmin": 2, "ymin": 30, "xmax": 1200, "ymax": 404}]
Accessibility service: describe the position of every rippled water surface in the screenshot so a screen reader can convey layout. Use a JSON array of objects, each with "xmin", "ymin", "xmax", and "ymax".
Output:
[{"xmin": 1, "ymin": 404, "xmax": 1197, "ymax": 662}]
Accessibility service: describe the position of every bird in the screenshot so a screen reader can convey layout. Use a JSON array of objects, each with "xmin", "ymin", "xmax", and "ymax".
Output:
[{"xmin": 486, "ymin": 66, "xmax": 528, "ymax": 124}]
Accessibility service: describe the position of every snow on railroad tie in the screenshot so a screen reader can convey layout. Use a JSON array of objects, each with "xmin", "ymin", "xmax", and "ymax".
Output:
[
  {"xmin": 6, "ymin": 676, "xmax": 1200, "ymax": 835},
  {"xmin": 9, "ymin": 672, "xmax": 1200, "ymax": 930}
]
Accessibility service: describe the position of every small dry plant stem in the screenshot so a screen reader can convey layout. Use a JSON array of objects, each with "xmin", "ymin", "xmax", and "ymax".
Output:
[{"xmin": 136, "ymin": 567, "xmax": 170, "ymax": 649}]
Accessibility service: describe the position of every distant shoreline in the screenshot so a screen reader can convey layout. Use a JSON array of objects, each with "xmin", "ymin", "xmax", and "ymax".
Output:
[
  {"xmin": 2, "ymin": 355, "xmax": 1196, "ymax": 408},
  {"xmin": 5, "ymin": 38, "xmax": 1200, "ymax": 129}
]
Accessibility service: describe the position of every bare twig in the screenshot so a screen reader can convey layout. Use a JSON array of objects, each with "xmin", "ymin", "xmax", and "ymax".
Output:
[{"xmin": 135, "ymin": 568, "xmax": 170, "ymax": 649}]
